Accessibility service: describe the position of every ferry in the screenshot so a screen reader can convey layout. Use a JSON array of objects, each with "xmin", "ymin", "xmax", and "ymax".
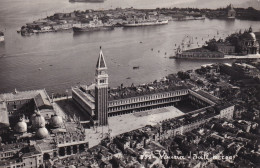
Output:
[
  {"xmin": 0, "ymin": 31, "xmax": 4, "ymax": 42},
  {"xmin": 123, "ymin": 20, "xmax": 168, "ymax": 27}
]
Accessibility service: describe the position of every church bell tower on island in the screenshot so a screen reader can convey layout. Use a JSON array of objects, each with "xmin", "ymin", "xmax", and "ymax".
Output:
[{"xmin": 95, "ymin": 47, "xmax": 109, "ymax": 126}]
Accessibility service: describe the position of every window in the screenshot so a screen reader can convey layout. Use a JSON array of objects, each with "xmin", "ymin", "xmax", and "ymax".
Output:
[
  {"xmin": 100, "ymin": 79, "xmax": 105, "ymax": 84},
  {"xmin": 13, "ymin": 104, "xmax": 17, "ymax": 110}
]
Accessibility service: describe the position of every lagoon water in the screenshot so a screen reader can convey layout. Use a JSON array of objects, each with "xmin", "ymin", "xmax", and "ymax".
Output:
[{"xmin": 0, "ymin": 0, "xmax": 260, "ymax": 93}]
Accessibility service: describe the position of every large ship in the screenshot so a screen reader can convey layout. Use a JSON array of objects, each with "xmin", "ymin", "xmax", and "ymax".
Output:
[
  {"xmin": 0, "ymin": 31, "xmax": 4, "ymax": 42},
  {"xmin": 123, "ymin": 20, "xmax": 168, "ymax": 27},
  {"xmin": 73, "ymin": 26, "xmax": 114, "ymax": 32},
  {"xmin": 73, "ymin": 16, "xmax": 114, "ymax": 32}
]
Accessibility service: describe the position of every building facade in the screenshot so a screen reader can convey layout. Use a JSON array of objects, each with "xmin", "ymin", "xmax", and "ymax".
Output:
[{"xmin": 175, "ymin": 47, "xmax": 224, "ymax": 59}]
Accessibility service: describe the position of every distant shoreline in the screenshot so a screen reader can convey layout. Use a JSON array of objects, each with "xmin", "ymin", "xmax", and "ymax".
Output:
[{"xmin": 170, "ymin": 54, "xmax": 260, "ymax": 60}]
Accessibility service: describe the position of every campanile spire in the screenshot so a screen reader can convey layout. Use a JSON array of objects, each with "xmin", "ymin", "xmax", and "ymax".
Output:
[{"xmin": 95, "ymin": 47, "xmax": 108, "ymax": 126}]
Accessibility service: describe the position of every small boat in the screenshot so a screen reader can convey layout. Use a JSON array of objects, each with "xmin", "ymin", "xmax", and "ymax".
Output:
[
  {"xmin": 38, "ymin": 68, "xmax": 42, "ymax": 71},
  {"xmin": 151, "ymin": 48, "xmax": 153, "ymax": 51},
  {"xmin": 140, "ymin": 41, "xmax": 142, "ymax": 43},
  {"xmin": 133, "ymin": 66, "xmax": 139, "ymax": 70},
  {"xmin": 126, "ymin": 77, "xmax": 131, "ymax": 79},
  {"xmin": 0, "ymin": 31, "xmax": 4, "ymax": 42}
]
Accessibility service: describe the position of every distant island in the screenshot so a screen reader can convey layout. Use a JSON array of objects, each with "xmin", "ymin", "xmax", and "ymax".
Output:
[{"xmin": 19, "ymin": 5, "xmax": 260, "ymax": 36}]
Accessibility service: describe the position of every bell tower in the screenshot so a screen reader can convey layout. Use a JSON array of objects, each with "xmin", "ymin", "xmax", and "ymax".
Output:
[{"xmin": 95, "ymin": 47, "xmax": 108, "ymax": 126}]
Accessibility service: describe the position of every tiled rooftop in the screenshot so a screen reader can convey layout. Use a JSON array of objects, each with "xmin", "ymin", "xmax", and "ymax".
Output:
[
  {"xmin": 196, "ymin": 90, "xmax": 220, "ymax": 104},
  {"xmin": 74, "ymin": 75, "xmax": 189, "ymax": 102},
  {"xmin": 72, "ymin": 87, "xmax": 95, "ymax": 109},
  {"xmin": 0, "ymin": 89, "xmax": 52, "ymax": 107},
  {"xmin": 108, "ymin": 82, "xmax": 189, "ymax": 101}
]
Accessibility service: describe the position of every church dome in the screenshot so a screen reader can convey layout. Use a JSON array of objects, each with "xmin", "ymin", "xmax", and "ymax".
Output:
[
  {"xmin": 249, "ymin": 32, "xmax": 256, "ymax": 41},
  {"xmin": 242, "ymin": 32, "xmax": 257, "ymax": 41},
  {"xmin": 31, "ymin": 112, "xmax": 45, "ymax": 129},
  {"xmin": 50, "ymin": 114, "xmax": 63, "ymax": 128},
  {"xmin": 36, "ymin": 127, "xmax": 49, "ymax": 139},
  {"xmin": 14, "ymin": 118, "xmax": 27, "ymax": 133}
]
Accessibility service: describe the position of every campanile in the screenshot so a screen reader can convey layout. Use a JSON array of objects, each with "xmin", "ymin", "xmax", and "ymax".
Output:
[{"xmin": 94, "ymin": 47, "xmax": 108, "ymax": 126}]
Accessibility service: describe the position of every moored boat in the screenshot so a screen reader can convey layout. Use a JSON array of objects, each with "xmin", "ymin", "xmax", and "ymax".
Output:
[
  {"xmin": 73, "ymin": 26, "xmax": 114, "ymax": 32},
  {"xmin": 0, "ymin": 31, "xmax": 4, "ymax": 42},
  {"xmin": 123, "ymin": 20, "xmax": 168, "ymax": 27},
  {"xmin": 73, "ymin": 16, "xmax": 114, "ymax": 32}
]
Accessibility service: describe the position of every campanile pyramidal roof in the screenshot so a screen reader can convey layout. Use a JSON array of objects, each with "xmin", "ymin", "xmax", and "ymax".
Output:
[{"xmin": 96, "ymin": 47, "xmax": 107, "ymax": 69}]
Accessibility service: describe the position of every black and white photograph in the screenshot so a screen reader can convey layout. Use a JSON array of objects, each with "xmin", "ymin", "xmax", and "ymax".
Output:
[{"xmin": 0, "ymin": 0, "xmax": 260, "ymax": 167}]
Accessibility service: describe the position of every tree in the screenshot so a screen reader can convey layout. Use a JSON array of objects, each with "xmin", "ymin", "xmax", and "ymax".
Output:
[{"xmin": 177, "ymin": 71, "xmax": 190, "ymax": 80}]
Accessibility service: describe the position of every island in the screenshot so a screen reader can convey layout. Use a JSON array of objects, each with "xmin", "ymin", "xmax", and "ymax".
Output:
[{"xmin": 20, "ymin": 4, "xmax": 260, "ymax": 36}]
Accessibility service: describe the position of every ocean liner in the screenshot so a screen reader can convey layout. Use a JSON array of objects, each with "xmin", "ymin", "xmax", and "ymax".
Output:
[
  {"xmin": 73, "ymin": 16, "xmax": 114, "ymax": 32},
  {"xmin": 73, "ymin": 26, "xmax": 114, "ymax": 32},
  {"xmin": 123, "ymin": 20, "xmax": 168, "ymax": 27}
]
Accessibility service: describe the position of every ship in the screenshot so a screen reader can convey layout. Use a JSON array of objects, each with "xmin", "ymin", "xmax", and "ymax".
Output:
[
  {"xmin": 0, "ymin": 31, "xmax": 4, "ymax": 42},
  {"xmin": 69, "ymin": 0, "xmax": 104, "ymax": 3},
  {"xmin": 73, "ymin": 16, "xmax": 114, "ymax": 32},
  {"xmin": 123, "ymin": 20, "xmax": 168, "ymax": 27},
  {"xmin": 73, "ymin": 26, "xmax": 114, "ymax": 32}
]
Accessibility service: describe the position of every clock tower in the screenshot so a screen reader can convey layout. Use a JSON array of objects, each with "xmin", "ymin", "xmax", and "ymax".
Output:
[{"xmin": 95, "ymin": 47, "xmax": 108, "ymax": 126}]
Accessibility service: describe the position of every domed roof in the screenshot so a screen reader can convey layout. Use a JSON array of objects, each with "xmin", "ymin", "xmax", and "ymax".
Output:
[
  {"xmin": 50, "ymin": 115, "xmax": 63, "ymax": 128},
  {"xmin": 36, "ymin": 127, "xmax": 49, "ymax": 139},
  {"xmin": 32, "ymin": 112, "xmax": 45, "ymax": 129},
  {"xmin": 243, "ymin": 32, "xmax": 257, "ymax": 41},
  {"xmin": 14, "ymin": 119, "xmax": 27, "ymax": 133},
  {"xmin": 249, "ymin": 32, "xmax": 256, "ymax": 41}
]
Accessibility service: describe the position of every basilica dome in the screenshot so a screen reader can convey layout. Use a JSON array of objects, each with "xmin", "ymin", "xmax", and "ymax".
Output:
[
  {"xmin": 36, "ymin": 127, "xmax": 49, "ymax": 139},
  {"xmin": 31, "ymin": 112, "xmax": 45, "ymax": 129},
  {"xmin": 14, "ymin": 118, "xmax": 27, "ymax": 133},
  {"xmin": 50, "ymin": 114, "xmax": 63, "ymax": 128},
  {"xmin": 249, "ymin": 32, "xmax": 257, "ymax": 41}
]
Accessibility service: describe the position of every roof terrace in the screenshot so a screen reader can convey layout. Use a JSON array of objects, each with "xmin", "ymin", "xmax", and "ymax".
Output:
[{"xmin": 108, "ymin": 76, "xmax": 189, "ymax": 101}]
